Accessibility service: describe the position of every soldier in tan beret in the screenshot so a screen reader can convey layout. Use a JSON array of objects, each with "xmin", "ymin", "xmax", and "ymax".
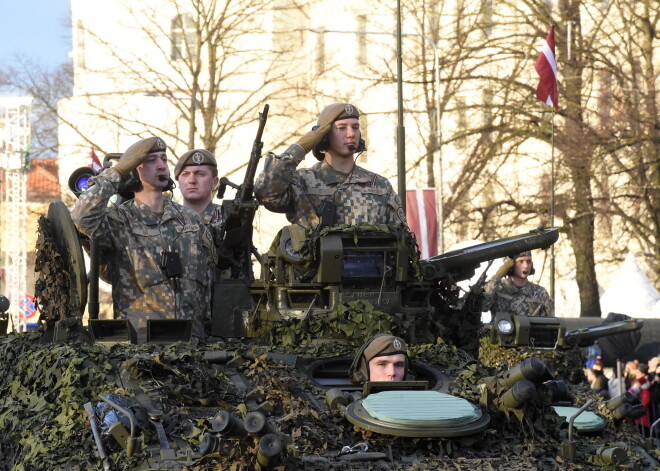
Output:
[
  {"xmin": 175, "ymin": 149, "xmax": 222, "ymax": 227},
  {"xmin": 254, "ymin": 103, "xmax": 407, "ymax": 228},
  {"xmin": 175, "ymin": 149, "xmax": 234, "ymax": 280},
  {"xmin": 483, "ymin": 251, "xmax": 554, "ymax": 317},
  {"xmin": 349, "ymin": 334, "xmax": 409, "ymax": 383},
  {"xmin": 71, "ymin": 137, "xmax": 215, "ymax": 343}
]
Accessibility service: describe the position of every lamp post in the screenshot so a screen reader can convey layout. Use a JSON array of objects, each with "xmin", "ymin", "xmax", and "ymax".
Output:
[{"xmin": 296, "ymin": 27, "xmax": 444, "ymax": 252}]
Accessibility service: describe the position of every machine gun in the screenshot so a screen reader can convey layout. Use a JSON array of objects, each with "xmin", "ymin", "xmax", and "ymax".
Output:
[{"xmin": 216, "ymin": 104, "xmax": 269, "ymax": 281}]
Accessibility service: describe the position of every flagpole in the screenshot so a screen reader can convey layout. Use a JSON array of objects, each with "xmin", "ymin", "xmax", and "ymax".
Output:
[
  {"xmin": 535, "ymin": 24, "xmax": 558, "ymax": 306},
  {"xmin": 550, "ymin": 111, "xmax": 555, "ymax": 304},
  {"xmin": 550, "ymin": 21, "xmax": 561, "ymax": 307}
]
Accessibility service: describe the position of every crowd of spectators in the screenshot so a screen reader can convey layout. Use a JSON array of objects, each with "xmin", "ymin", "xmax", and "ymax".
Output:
[{"xmin": 584, "ymin": 350, "xmax": 660, "ymax": 437}]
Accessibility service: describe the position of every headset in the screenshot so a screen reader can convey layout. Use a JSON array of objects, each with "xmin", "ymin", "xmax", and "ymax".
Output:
[{"xmin": 312, "ymin": 125, "xmax": 367, "ymax": 161}]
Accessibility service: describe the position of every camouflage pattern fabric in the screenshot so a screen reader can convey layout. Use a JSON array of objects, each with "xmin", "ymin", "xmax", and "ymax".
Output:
[
  {"xmin": 483, "ymin": 277, "xmax": 554, "ymax": 317},
  {"xmin": 202, "ymin": 201, "xmax": 225, "ymax": 231},
  {"xmin": 203, "ymin": 202, "xmax": 232, "ymax": 280},
  {"xmin": 70, "ymin": 168, "xmax": 214, "ymax": 342},
  {"xmin": 255, "ymin": 144, "xmax": 407, "ymax": 228}
]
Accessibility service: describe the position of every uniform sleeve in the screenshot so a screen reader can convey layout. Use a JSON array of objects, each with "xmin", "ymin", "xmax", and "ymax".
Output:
[
  {"xmin": 254, "ymin": 144, "xmax": 306, "ymax": 214},
  {"xmin": 199, "ymin": 223, "xmax": 215, "ymax": 325},
  {"xmin": 70, "ymin": 168, "xmax": 122, "ymax": 250},
  {"xmin": 482, "ymin": 280, "xmax": 497, "ymax": 311},
  {"xmin": 538, "ymin": 286, "xmax": 554, "ymax": 317},
  {"xmin": 380, "ymin": 178, "xmax": 408, "ymax": 226}
]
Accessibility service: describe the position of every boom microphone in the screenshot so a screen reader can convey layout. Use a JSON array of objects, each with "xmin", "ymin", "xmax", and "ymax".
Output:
[{"xmin": 348, "ymin": 145, "xmax": 356, "ymax": 152}]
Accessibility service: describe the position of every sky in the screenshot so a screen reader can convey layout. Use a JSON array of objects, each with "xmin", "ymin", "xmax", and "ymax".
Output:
[{"xmin": 0, "ymin": 0, "xmax": 72, "ymax": 69}]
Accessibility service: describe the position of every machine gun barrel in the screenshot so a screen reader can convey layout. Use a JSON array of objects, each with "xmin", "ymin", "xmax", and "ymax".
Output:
[
  {"xmin": 420, "ymin": 227, "xmax": 559, "ymax": 282},
  {"xmin": 215, "ymin": 104, "xmax": 269, "ymax": 280},
  {"xmin": 239, "ymin": 104, "xmax": 269, "ymax": 202}
]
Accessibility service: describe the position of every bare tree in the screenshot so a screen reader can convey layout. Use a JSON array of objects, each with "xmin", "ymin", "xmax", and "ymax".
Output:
[
  {"xmin": 0, "ymin": 61, "xmax": 73, "ymax": 160},
  {"xmin": 366, "ymin": 0, "xmax": 660, "ymax": 314},
  {"xmin": 62, "ymin": 0, "xmax": 307, "ymax": 166}
]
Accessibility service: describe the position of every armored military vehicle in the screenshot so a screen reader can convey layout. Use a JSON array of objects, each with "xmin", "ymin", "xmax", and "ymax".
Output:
[
  {"xmin": 0, "ymin": 113, "xmax": 651, "ymax": 470},
  {"xmin": 2, "ymin": 191, "xmax": 647, "ymax": 471}
]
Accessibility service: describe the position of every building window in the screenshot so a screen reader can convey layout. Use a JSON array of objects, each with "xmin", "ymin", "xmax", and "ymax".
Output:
[
  {"xmin": 456, "ymin": 96, "xmax": 467, "ymax": 149},
  {"xmin": 359, "ymin": 113, "xmax": 368, "ymax": 163},
  {"xmin": 315, "ymin": 33, "xmax": 325, "ymax": 75},
  {"xmin": 482, "ymin": 89, "xmax": 493, "ymax": 126},
  {"xmin": 171, "ymin": 14, "xmax": 197, "ymax": 61},
  {"xmin": 76, "ymin": 20, "xmax": 85, "ymax": 69},
  {"xmin": 357, "ymin": 15, "xmax": 367, "ymax": 66},
  {"xmin": 481, "ymin": 0, "xmax": 493, "ymax": 37}
]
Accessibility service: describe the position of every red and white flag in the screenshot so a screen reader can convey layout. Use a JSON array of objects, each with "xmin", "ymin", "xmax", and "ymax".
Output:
[
  {"xmin": 406, "ymin": 189, "xmax": 438, "ymax": 259},
  {"xmin": 88, "ymin": 149, "xmax": 103, "ymax": 171},
  {"xmin": 535, "ymin": 26, "xmax": 558, "ymax": 111}
]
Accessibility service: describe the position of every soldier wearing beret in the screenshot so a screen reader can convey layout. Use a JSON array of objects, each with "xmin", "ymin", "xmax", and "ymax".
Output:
[
  {"xmin": 483, "ymin": 251, "xmax": 554, "ymax": 317},
  {"xmin": 174, "ymin": 149, "xmax": 232, "ymax": 280},
  {"xmin": 349, "ymin": 334, "xmax": 409, "ymax": 383},
  {"xmin": 254, "ymin": 103, "xmax": 407, "ymax": 228},
  {"xmin": 71, "ymin": 137, "xmax": 215, "ymax": 343}
]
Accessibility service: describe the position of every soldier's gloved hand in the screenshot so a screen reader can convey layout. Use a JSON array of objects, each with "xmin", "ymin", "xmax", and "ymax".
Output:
[
  {"xmin": 112, "ymin": 149, "xmax": 149, "ymax": 178},
  {"xmin": 295, "ymin": 104, "xmax": 347, "ymax": 153},
  {"xmin": 492, "ymin": 257, "xmax": 515, "ymax": 281},
  {"xmin": 112, "ymin": 138, "xmax": 165, "ymax": 177},
  {"xmin": 295, "ymin": 122, "xmax": 332, "ymax": 153}
]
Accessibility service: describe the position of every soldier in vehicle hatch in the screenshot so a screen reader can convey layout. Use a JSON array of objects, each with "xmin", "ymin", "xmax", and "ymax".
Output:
[
  {"xmin": 254, "ymin": 103, "xmax": 407, "ymax": 228},
  {"xmin": 349, "ymin": 334, "xmax": 409, "ymax": 383},
  {"xmin": 71, "ymin": 137, "xmax": 215, "ymax": 343},
  {"xmin": 483, "ymin": 251, "xmax": 554, "ymax": 317}
]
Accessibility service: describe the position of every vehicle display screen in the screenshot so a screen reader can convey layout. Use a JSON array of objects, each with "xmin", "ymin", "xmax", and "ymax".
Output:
[{"xmin": 342, "ymin": 251, "xmax": 385, "ymax": 279}]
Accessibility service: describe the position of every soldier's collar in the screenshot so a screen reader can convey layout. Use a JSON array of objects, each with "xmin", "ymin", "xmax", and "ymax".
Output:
[
  {"xmin": 317, "ymin": 160, "xmax": 371, "ymax": 184},
  {"xmin": 134, "ymin": 198, "xmax": 179, "ymax": 225}
]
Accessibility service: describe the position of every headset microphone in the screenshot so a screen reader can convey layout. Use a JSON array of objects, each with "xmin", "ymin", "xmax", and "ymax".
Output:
[{"xmin": 348, "ymin": 145, "xmax": 356, "ymax": 152}]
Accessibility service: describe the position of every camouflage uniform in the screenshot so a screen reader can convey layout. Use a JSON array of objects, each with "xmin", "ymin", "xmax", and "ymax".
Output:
[
  {"xmin": 255, "ymin": 144, "xmax": 407, "ymax": 227},
  {"xmin": 201, "ymin": 202, "xmax": 233, "ymax": 280},
  {"xmin": 484, "ymin": 277, "xmax": 554, "ymax": 317},
  {"xmin": 71, "ymin": 168, "xmax": 214, "ymax": 342},
  {"xmin": 202, "ymin": 201, "xmax": 225, "ymax": 234}
]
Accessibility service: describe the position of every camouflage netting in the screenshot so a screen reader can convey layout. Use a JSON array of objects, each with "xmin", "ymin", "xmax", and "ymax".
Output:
[
  {"xmin": 0, "ymin": 330, "xmax": 655, "ymax": 471},
  {"xmin": 265, "ymin": 300, "xmax": 419, "ymax": 350},
  {"xmin": 34, "ymin": 216, "xmax": 72, "ymax": 326}
]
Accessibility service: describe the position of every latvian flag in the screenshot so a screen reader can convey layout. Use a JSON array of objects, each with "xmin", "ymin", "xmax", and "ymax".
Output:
[
  {"xmin": 535, "ymin": 26, "xmax": 559, "ymax": 111},
  {"xmin": 406, "ymin": 189, "xmax": 438, "ymax": 259},
  {"xmin": 88, "ymin": 149, "xmax": 103, "ymax": 171}
]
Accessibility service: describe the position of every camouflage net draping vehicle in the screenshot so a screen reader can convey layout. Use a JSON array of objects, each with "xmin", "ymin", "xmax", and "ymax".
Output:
[{"xmin": 0, "ymin": 195, "xmax": 649, "ymax": 471}]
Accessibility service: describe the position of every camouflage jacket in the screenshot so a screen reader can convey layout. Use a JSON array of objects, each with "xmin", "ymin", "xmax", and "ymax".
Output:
[
  {"xmin": 202, "ymin": 202, "xmax": 232, "ymax": 280},
  {"xmin": 202, "ymin": 202, "xmax": 225, "ymax": 231},
  {"xmin": 71, "ymin": 168, "xmax": 214, "ymax": 342},
  {"xmin": 483, "ymin": 277, "xmax": 554, "ymax": 317},
  {"xmin": 254, "ymin": 144, "xmax": 407, "ymax": 228}
]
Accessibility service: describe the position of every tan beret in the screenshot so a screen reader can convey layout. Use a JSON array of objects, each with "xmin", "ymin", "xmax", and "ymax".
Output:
[
  {"xmin": 120, "ymin": 136, "xmax": 167, "ymax": 161},
  {"xmin": 363, "ymin": 334, "xmax": 407, "ymax": 362},
  {"xmin": 316, "ymin": 103, "xmax": 361, "ymax": 126},
  {"xmin": 174, "ymin": 149, "xmax": 217, "ymax": 179}
]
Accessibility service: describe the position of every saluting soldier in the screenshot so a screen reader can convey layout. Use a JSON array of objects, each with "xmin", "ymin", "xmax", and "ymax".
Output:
[
  {"xmin": 483, "ymin": 251, "xmax": 554, "ymax": 317},
  {"xmin": 254, "ymin": 103, "xmax": 407, "ymax": 228},
  {"xmin": 71, "ymin": 137, "xmax": 215, "ymax": 343}
]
